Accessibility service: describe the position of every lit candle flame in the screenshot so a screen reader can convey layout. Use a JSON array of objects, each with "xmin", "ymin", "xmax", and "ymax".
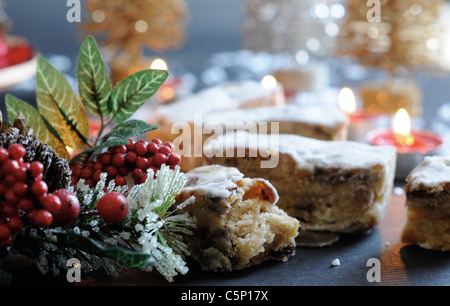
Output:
[
  {"xmin": 338, "ymin": 87, "xmax": 356, "ymax": 114},
  {"xmin": 393, "ymin": 108, "xmax": 414, "ymax": 146},
  {"xmin": 261, "ymin": 75, "xmax": 277, "ymax": 89},
  {"xmin": 150, "ymin": 58, "xmax": 168, "ymax": 70}
]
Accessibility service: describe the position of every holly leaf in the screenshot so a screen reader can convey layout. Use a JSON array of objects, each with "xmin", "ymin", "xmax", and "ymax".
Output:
[
  {"xmin": 77, "ymin": 36, "xmax": 112, "ymax": 117},
  {"xmin": 36, "ymin": 55, "xmax": 90, "ymax": 150},
  {"xmin": 5, "ymin": 94, "xmax": 70, "ymax": 160},
  {"xmin": 52, "ymin": 230, "xmax": 155, "ymax": 269},
  {"xmin": 101, "ymin": 119, "xmax": 158, "ymax": 141},
  {"xmin": 109, "ymin": 69, "xmax": 168, "ymax": 124}
]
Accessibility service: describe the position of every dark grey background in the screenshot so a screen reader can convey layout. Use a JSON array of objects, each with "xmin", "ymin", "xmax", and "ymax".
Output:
[
  {"xmin": 2, "ymin": 0, "xmax": 243, "ymax": 77},
  {"xmin": 2, "ymin": 0, "xmax": 450, "ymax": 128}
]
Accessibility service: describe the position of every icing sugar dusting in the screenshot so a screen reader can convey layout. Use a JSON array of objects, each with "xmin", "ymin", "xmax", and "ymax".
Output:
[{"xmin": 407, "ymin": 156, "xmax": 450, "ymax": 192}]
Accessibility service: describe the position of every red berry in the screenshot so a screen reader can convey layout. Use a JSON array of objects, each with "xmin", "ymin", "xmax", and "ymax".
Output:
[
  {"xmin": 31, "ymin": 180, "xmax": 48, "ymax": 197},
  {"xmin": 98, "ymin": 152, "xmax": 112, "ymax": 165},
  {"xmin": 12, "ymin": 182, "xmax": 28, "ymax": 197},
  {"xmin": 30, "ymin": 161, "xmax": 44, "ymax": 178},
  {"xmin": 18, "ymin": 198, "xmax": 34, "ymax": 212},
  {"xmin": 125, "ymin": 151, "xmax": 137, "ymax": 165},
  {"xmin": 114, "ymin": 176, "xmax": 127, "ymax": 186},
  {"xmin": 134, "ymin": 141, "xmax": 148, "ymax": 156},
  {"xmin": 135, "ymin": 174, "xmax": 148, "ymax": 185},
  {"xmin": 126, "ymin": 138, "xmax": 135, "ymax": 151},
  {"xmin": 0, "ymin": 147, "xmax": 9, "ymax": 163},
  {"xmin": 4, "ymin": 188, "xmax": 19, "ymax": 205},
  {"xmin": 96, "ymin": 192, "xmax": 128, "ymax": 223},
  {"xmin": 70, "ymin": 164, "xmax": 82, "ymax": 178},
  {"xmin": 118, "ymin": 166, "xmax": 129, "ymax": 177},
  {"xmin": 52, "ymin": 189, "xmax": 80, "ymax": 226},
  {"xmin": 131, "ymin": 168, "xmax": 144, "ymax": 180},
  {"xmin": 8, "ymin": 144, "xmax": 26, "ymax": 160},
  {"xmin": 32, "ymin": 210, "xmax": 53, "ymax": 227},
  {"xmin": 93, "ymin": 161, "xmax": 104, "ymax": 171},
  {"xmin": 2, "ymin": 159, "xmax": 19, "ymax": 173},
  {"xmin": 0, "ymin": 224, "xmax": 11, "ymax": 240},
  {"xmin": 7, "ymin": 216, "xmax": 23, "ymax": 232},
  {"xmin": 3, "ymin": 204, "xmax": 18, "ymax": 217},
  {"xmin": 4, "ymin": 174, "xmax": 16, "ymax": 187},
  {"xmin": 164, "ymin": 142, "xmax": 175, "ymax": 151},
  {"xmin": 151, "ymin": 138, "xmax": 163, "ymax": 146},
  {"xmin": 109, "ymin": 145, "xmax": 127, "ymax": 154},
  {"xmin": 85, "ymin": 179, "xmax": 95, "ymax": 188},
  {"xmin": 106, "ymin": 165, "xmax": 118, "ymax": 179},
  {"xmin": 152, "ymin": 153, "xmax": 167, "ymax": 167},
  {"xmin": 147, "ymin": 142, "xmax": 159, "ymax": 155},
  {"xmin": 92, "ymin": 169, "xmax": 103, "ymax": 182},
  {"xmin": 41, "ymin": 194, "xmax": 62, "ymax": 214},
  {"xmin": 112, "ymin": 153, "xmax": 125, "ymax": 168},
  {"xmin": 0, "ymin": 236, "xmax": 12, "ymax": 247},
  {"xmin": 80, "ymin": 167, "xmax": 92, "ymax": 180},
  {"xmin": 168, "ymin": 153, "xmax": 181, "ymax": 166},
  {"xmin": 158, "ymin": 145, "xmax": 172, "ymax": 156},
  {"xmin": 15, "ymin": 166, "xmax": 27, "ymax": 181},
  {"xmin": 136, "ymin": 157, "xmax": 150, "ymax": 170}
]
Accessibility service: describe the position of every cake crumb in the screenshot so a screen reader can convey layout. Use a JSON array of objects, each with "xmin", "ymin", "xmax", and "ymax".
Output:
[{"xmin": 331, "ymin": 258, "xmax": 340, "ymax": 267}]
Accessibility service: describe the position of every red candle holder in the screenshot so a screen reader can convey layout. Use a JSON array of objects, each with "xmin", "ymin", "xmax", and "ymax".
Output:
[{"xmin": 367, "ymin": 128, "xmax": 443, "ymax": 181}]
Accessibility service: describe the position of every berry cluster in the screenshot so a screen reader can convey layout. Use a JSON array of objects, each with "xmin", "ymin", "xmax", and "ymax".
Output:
[
  {"xmin": 70, "ymin": 138, "xmax": 181, "ymax": 188},
  {"xmin": 0, "ymin": 144, "xmax": 80, "ymax": 246}
]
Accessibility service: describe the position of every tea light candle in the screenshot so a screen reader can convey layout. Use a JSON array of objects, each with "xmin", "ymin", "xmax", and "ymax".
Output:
[
  {"xmin": 367, "ymin": 108, "xmax": 443, "ymax": 180},
  {"xmin": 338, "ymin": 87, "xmax": 383, "ymax": 142}
]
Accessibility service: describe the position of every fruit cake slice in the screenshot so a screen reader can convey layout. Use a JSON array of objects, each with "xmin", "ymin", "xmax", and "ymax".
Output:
[
  {"xmin": 176, "ymin": 165, "xmax": 299, "ymax": 272},
  {"xmin": 401, "ymin": 156, "xmax": 450, "ymax": 251},
  {"xmin": 202, "ymin": 104, "xmax": 349, "ymax": 141},
  {"xmin": 204, "ymin": 132, "xmax": 396, "ymax": 239}
]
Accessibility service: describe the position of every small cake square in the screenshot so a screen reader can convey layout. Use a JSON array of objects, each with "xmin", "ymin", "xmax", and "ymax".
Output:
[
  {"xmin": 176, "ymin": 165, "xmax": 299, "ymax": 272},
  {"xmin": 204, "ymin": 132, "xmax": 396, "ymax": 240},
  {"xmin": 202, "ymin": 104, "xmax": 349, "ymax": 141},
  {"xmin": 401, "ymin": 156, "xmax": 450, "ymax": 251}
]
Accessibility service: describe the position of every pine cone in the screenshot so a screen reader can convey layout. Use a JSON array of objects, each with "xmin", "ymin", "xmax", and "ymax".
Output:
[{"xmin": 0, "ymin": 112, "xmax": 71, "ymax": 192}]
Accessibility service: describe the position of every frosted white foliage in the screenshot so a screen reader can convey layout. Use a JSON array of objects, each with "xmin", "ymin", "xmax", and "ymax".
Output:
[{"xmin": 126, "ymin": 164, "xmax": 195, "ymax": 282}]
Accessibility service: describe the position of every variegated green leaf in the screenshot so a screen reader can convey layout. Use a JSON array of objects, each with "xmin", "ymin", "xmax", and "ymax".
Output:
[
  {"xmin": 110, "ymin": 69, "xmax": 168, "ymax": 124},
  {"xmin": 36, "ymin": 55, "xmax": 89, "ymax": 150},
  {"xmin": 77, "ymin": 36, "xmax": 112, "ymax": 117},
  {"xmin": 101, "ymin": 119, "xmax": 158, "ymax": 141},
  {"xmin": 5, "ymin": 94, "xmax": 70, "ymax": 160}
]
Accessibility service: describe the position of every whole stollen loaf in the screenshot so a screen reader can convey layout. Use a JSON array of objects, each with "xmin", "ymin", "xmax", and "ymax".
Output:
[{"xmin": 203, "ymin": 131, "xmax": 396, "ymax": 243}]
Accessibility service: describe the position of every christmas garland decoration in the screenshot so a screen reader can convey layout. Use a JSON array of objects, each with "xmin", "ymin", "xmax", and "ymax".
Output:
[{"xmin": 0, "ymin": 36, "xmax": 195, "ymax": 284}]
